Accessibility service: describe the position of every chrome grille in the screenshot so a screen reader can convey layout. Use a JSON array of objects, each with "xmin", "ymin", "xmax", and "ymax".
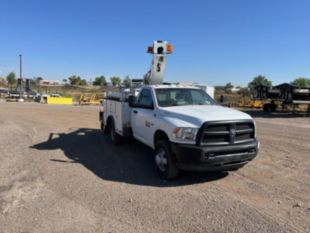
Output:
[{"xmin": 197, "ymin": 120, "xmax": 255, "ymax": 146}]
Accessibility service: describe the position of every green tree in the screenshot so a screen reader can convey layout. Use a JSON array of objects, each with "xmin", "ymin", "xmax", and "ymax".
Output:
[
  {"xmin": 93, "ymin": 76, "xmax": 107, "ymax": 86},
  {"xmin": 214, "ymin": 86, "xmax": 225, "ymax": 92},
  {"xmin": 6, "ymin": 72, "xmax": 16, "ymax": 89},
  {"xmin": 224, "ymin": 82, "xmax": 234, "ymax": 94},
  {"xmin": 248, "ymin": 75, "xmax": 272, "ymax": 91},
  {"xmin": 68, "ymin": 75, "xmax": 87, "ymax": 85},
  {"xmin": 123, "ymin": 75, "xmax": 131, "ymax": 88},
  {"xmin": 79, "ymin": 79, "xmax": 87, "ymax": 86},
  {"xmin": 110, "ymin": 76, "xmax": 121, "ymax": 86},
  {"xmin": 0, "ymin": 77, "xmax": 6, "ymax": 87},
  {"xmin": 291, "ymin": 77, "xmax": 310, "ymax": 88},
  {"xmin": 34, "ymin": 76, "xmax": 43, "ymax": 85},
  {"xmin": 32, "ymin": 77, "xmax": 43, "ymax": 93},
  {"xmin": 68, "ymin": 75, "xmax": 82, "ymax": 85},
  {"xmin": 238, "ymin": 87, "xmax": 251, "ymax": 97}
]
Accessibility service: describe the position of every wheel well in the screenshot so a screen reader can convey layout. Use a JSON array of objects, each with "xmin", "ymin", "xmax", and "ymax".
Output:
[
  {"xmin": 154, "ymin": 130, "xmax": 169, "ymax": 147},
  {"xmin": 106, "ymin": 116, "xmax": 114, "ymax": 131}
]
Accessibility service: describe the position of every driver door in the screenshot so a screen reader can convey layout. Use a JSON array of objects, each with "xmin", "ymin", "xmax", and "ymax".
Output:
[{"xmin": 131, "ymin": 89, "xmax": 156, "ymax": 147}]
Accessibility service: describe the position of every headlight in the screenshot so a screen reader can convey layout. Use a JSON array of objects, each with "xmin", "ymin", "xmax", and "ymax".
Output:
[{"xmin": 172, "ymin": 127, "xmax": 198, "ymax": 141}]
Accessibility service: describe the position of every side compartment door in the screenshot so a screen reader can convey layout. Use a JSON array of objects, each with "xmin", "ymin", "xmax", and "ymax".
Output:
[{"xmin": 131, "ymin": 89, "xmax": 156, "ymax": 146}]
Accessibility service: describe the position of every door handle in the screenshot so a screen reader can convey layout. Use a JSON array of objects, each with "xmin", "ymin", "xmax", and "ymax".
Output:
[{"xmin": 133, "ymin": 110, "xmax": 138, "ymax": 114}]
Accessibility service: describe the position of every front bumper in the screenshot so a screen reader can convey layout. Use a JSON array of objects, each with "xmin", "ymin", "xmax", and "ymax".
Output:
[{"xmin": 171, "ymin": 140, "xmax": 259, "ymax": 171}]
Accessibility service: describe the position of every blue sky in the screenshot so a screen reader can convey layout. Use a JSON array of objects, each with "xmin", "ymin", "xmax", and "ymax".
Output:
[{"xmin": 0, "ymin": 0, "xmax": 309, "ymax": 86}]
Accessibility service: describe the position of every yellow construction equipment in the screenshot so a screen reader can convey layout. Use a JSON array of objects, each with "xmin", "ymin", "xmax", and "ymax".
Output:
[
  {"xmin": 79, "ymin": 94, "xmax": 101, "ymax": 105},
  {"xmin": 47, "ymin": 96, "xmax": 73, "ymax": 105},
  {"xmin": 238, "ymin": 98, "xmax": 266, "ymax": 108},
  {"xmin": 251, "ymin": 99, "xmax": 264, "ymax": 108}
]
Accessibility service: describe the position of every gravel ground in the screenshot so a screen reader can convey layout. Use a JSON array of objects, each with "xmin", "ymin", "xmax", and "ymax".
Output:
[{"xmin": 0, "ymin": 102, "xmax": 309, "ymax": 233}]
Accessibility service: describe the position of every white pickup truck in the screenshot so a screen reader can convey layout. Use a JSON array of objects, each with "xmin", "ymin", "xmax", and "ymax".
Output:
[
  {"xmin": 100, "ymin": 41, "xmax": 259, "ymax": 179},
  {"xmin": 101, "ymin": 84, "xmax": 259, "ymax": 179}
]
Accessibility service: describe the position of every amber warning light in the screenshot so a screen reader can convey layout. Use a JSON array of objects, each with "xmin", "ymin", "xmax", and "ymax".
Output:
[
  {"xmin": 147, "ymin": 46, "xmax": 153, "ymax": 53},
  {"xmin": 167, "ymin": 44, "xmax": 173, "ymax": 53},
  {"xmin": 147, "ymin": 44, "xmax": 173, "ymax": 54}
]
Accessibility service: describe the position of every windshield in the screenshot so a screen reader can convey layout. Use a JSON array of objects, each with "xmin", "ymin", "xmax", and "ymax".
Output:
[{"xmin": 155, "ymin": 88, "xmax": 216, "ymax": 107}]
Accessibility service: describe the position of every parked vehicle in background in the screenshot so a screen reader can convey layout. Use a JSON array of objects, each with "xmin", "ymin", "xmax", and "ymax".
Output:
[{"xmin": 0, "ymin": 88, "xmax": 9, "ymax": 98}]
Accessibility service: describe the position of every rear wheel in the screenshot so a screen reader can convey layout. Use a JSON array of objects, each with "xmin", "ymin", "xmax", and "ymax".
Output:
[
  {"xmin": 109, "ymin": 119, "xmax": 122, "ymax": 145},
  {"xmin": 155, "ymin": 140, "xmax": 178, "ymax": 179},
  {"xmin": 270, "ymin": 101, "xmax": 277, "ymax": 112}
]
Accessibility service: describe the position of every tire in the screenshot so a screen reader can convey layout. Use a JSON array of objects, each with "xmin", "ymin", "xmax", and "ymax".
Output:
[
  {"xmin": 270, "ymin": 102, "xmax": 277, "ymax": 112},
  {"xmin": 155, "ymin": 139, "xmax": 178, "ymax": 179},
  {"xmin": 263, "ymin": 103, "xmax": 271, "ymax": 112},
  {"xmin": 109, "ymin": 119, "xmax": 122, "ymax": 145}
]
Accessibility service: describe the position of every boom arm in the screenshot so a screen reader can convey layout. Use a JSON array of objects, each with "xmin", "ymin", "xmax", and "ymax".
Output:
[{"xmin": 144, "ymin": 41, "xmax": 173, "ymax": 85}]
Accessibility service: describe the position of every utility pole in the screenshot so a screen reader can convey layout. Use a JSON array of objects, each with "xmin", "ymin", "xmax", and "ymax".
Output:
[
  {"xmin": 19, "ymin": 54, "xmax": 22, "ymax": 80},
  {"xmin": 18, "ymin": 54, "xmax": 24, "ymax": 102}
]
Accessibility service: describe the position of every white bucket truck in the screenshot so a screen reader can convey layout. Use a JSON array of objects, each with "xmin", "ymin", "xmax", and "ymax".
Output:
[{"xmin": 100, "ymin": 41, "xmax": 259, "ymax": 179}]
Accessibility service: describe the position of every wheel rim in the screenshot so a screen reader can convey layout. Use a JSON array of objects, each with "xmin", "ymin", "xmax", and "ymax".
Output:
[{"xmin": 155, "ymin": 148, "xmax": 167, "ymax": 172}]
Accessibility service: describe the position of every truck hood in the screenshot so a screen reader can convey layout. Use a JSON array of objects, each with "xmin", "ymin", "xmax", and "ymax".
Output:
[{"xmin": 160, "ymin": 105, "xmax": 252, "ymax": 127}]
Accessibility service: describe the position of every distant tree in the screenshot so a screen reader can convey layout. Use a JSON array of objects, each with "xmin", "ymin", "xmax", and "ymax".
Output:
[
  {"xmin": 214, "ymin": 86, "xmax": 225, "ymax": 92},
  {"xmin": 93, "ymin": 76, "xmax": 107, "ymax": 86},
  {"xmin": 34, "ymin": 76, "xmax": 43, "ymax": 85},
  {"xmin": 68, "ymin": 75, "xmax": 82, "ymax": 85},
  {"xmin": 62, "ymin": 79, "xmax": 68, "ymax": 83},
  {"xmin": 32, "ymin": 77, "xmax": 43, "ymax": 92},
  {"xmin": 224, "ymin": 82, "xmax": 234, "ymax": 94},
  {"xmin": 110, "ymin": 76, "xmax": 121, "ymax": 86},
  {"xmin": 6, "ymin": 72, "xmax": 16, "ymax": 89},
  {"xmin": 238, "ymin": 87, "xmax": 251, "ymax": 97},
  {"xmin": 79, "ymin": 79, "xmax": 87, "ymax": 86},
  {"xmin": 0, "ymin": 77, "xmax": 6, "ymax": 87},
  {"xmin": 291, "ymin": 77, "xmax": 310, "ymax": 88},
  {"xmin": 68, "ymin": 75, "xmax": 87, "ymax": 85},
  {"xmin": 123, "ymin": 75, "xmax": 131, "ymax": 88},
  {"xmin": 248, "ymin": 75, "xmax": 272, "ymax": 91}
]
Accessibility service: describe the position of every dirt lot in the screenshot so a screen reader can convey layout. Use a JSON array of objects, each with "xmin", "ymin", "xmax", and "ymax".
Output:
[{"xmin": 0, "ymin": 101, "xmax": 309, "ymax": 233}]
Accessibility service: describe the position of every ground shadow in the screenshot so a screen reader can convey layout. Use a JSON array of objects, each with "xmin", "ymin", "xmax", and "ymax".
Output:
[{"xmin": 31, "ymin": 128, "xmax": 228, "ymax": 187}]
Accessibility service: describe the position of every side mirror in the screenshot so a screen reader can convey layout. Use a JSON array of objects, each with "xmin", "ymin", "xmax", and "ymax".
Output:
[{"xmin": 128, "ymin": 95, "xmax": 136, "ymax": 108}]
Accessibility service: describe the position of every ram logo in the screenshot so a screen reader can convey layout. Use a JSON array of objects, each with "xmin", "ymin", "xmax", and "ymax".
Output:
[{"xmin": 230, "ymin": 128, "xmax": 236, "ymax": 143}]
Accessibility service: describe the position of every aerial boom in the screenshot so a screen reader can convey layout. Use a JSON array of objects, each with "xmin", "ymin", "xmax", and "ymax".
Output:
[{"xmin": 144, "ymin": 40, "xmax": 173, "ymax": 85}]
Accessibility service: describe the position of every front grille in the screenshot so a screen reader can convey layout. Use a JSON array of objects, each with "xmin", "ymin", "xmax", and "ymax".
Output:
[{"xmin": 197, "ymin": 120, "xmax": 255, "ymax": 146}]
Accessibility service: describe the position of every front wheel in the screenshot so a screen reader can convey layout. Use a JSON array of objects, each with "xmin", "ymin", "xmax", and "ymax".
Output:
[{"xmin": 155, "ymin": 140, "xmax": 178, "ymax": 179}]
